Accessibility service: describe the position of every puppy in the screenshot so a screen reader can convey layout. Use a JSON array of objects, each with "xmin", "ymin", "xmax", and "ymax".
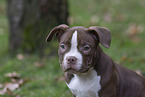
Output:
[{"xmin": 46, "ymin": 24, "xmax": 145, "ymax": 97}]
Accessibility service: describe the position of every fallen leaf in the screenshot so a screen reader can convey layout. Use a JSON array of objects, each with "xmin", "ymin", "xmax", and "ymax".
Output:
[
  {"xmin": 18, "ymin": 79, "xmax": 24, "ymax": 86},
  {"xmin": 5, "ymin": 72, "xmax": 21, "ymax": 79},
  {"xmin": 120, "ymin": 56, "xmax": 127, "ymax": 62},
  {"xmin": 0, "ymin": 89, "xmax": 5, "ymax": 95},
  {"xmin": 11, "ymin": 78, "xmax": 22, "ymax": 85},
  {"xmin": 127, "ymin": 23, "xmax": 143, "ymax": 43},
  {"xmin": 90, "ymin": 15, "xmax": 99, "ymax": 25},
  {"xmin": 131, "ymin": 37, "xmax": 141, "ymax": 43},
  {"xmin": 16, "ymin": 54, "xmax": 24, "ymax": 60},
  {"xmin": 23, "ymin": 78, "xmax": 30, "ymax": 83},
  {"xmin": 0, "ymin": 72, "xmax": 28, "ymax": 96},
  {"xmin": 127, "ymin": 23, "xmax": 139, "ymax": 37},
  {"xmin": 4, "ymin": 83, "xmax": 19, "ymax": 91},
  {"xmin": 34, "ymin": 62, "xmax": 45, "ymax": 68},
  {"xmin": 140, "ymin": 59, "xmax": 145, "ymax": 62},
  {"xmin": 103, "ymin": 13, "xmax": 112, "ymax": 22},
  {"xmin": 128, "ymin": 58, "xmax": 133, "ymax": 63},
  {"xmin": 16, "ymin": 95, "xmax": 21, "ymax": 97},
  {"xmin": 55, "ymin": 76, "xmax": 65, "ymax": 82},
  {"xmin": 67, "ymin": 16, "xmax": 74, "ymax": 25},
  {"xmin": 120, "ymin": 56, "xmax": 133, "ymax": 63},
  {"xmin": 6, "ymin": 88, "xmax": 13, "ymax": 96}
]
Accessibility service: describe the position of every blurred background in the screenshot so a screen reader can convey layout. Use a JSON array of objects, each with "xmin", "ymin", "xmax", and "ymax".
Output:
[{"xmin": 0, "ymin": 0, "xmax": 145, "ymax": 96}]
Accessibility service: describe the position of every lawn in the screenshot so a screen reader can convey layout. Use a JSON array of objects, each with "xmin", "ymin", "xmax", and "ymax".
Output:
[{"xmin": 0, "ymin": 0, "xmax": 145, "ymax": 96}]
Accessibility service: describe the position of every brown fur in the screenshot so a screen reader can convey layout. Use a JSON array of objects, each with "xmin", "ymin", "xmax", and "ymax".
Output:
[{"xmin": 46, "ymin": 24, "xmax": 145, "ymax": 97}]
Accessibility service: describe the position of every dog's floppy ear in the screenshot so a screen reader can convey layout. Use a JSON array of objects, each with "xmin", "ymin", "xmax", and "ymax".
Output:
[
  {"xmin": 88, "ymin": 26, "xmax": 111, "ymax": 48},
  {"xmin": 46, "ymin": 24, "xmax": 70, "ymax": 42}
]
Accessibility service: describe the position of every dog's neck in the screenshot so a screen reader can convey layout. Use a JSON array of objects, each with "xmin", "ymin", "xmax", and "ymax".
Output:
[
  {"xmin": 67, "ymin": 69, "xmax": 101, "ymax": 97},
  {"xmin": 72, "ymin": 68, "xmax": 97, "ymax": 79},
  {"xmin": 94, "ymin": 46, "xmax": 113, "ymax": 74},
  {"xmin": 94, "ymin": 46, "xmax": 119, "ymax": 92}
]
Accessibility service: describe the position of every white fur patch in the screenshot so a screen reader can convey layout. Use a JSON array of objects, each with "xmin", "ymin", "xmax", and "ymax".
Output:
[
  {"xmin": 67, "ymin": 69, "xmax": 101, "ymax": 97},
  {"xmin": 63, "ymin": 30, "xmax": 82, "ymax": 70}
]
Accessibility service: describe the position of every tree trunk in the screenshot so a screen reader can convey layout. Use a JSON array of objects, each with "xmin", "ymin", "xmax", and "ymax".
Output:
[{"xmin": 7, "ymin": 0, "xmax": 68, "ymax": 55}]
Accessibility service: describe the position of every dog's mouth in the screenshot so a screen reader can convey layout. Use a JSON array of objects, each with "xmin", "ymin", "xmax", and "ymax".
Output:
[
  {"xmin": 64, "ymin": 68, "xmax": 78, "ymax": 74},
  {"xmin": 64, "ymin": 66, "xmax": 90, "ymax": 74}
]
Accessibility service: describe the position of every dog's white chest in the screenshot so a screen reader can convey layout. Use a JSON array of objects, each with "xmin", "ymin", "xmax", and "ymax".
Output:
[{"xmin": 67, "ymin": 69, "xmax": 101, "ymax": 97}]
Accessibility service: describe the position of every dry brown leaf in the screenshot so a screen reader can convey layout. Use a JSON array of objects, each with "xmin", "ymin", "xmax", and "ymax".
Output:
[
  {"xmin": 16, "ymin": 54, "xmax": 24, "ymax": 60},
  {"xmin": 128, "ymin": 58, "xmax": 133, "ymax": 63},
  {"xmin": 55, "ymin": 76, "xmax": 65, "ymax": 82},
  {"xmin": 90, "ymin": 15, "xmax": 99, "ymax": 25},
  {"xmin": 0, "ymin": 83, "xmax": 19, "ymax": 95},
  {"xmin": 120, "ymin": 56, "xmax": 127, "ymax": 62},
  {"xmin": 131, "ymin": 37, "xmax": 141, "ymax": 43},
  {"xmin": 127, "ymin": 23, "xmax": 144, "ymax": 37},
  {"xmin": 4, "ymin": 83, "xmax": 19, "ymax": 91},
  {"xmin": 16, "ymin": 95, "xmax": 21, "ymax": 97},
  {"xmin": 11, "ymin": 78, "xmax": 18, "ymax": 83},
  {"xmin": 120, "ymin": 56, "xmax": 133, "ymax": 63},
  {"xmin": 0, "ymin": 84, "xmax": 3, "ymax": 88},
  {"xmin": 0, "ymin": 72, "xmax": 28, "ymax": 96},
  {"xmin": 67, "ymin": 16, "xmax": 74, "ymax": 25},
  {"xmin": 127, "ymin": 23, "xmax": 143, "ymax": 43},
  {"xmin": 11, "ymin": 79, "xmax": 23, "ymax": 86},
  {"xmin": 127, "ymin": 23, "xmax": 139, "ymax": 37},
  {"xmin": 23, "ymin": 78, "xmax": 30, "ymax": 83},
  {"xmin": 140, "ymin": 59, "xmax": 145, "ymax": 62},
  {"xmin": 103, "ymin": 13, "xmax": 112, "ymax": 22},
  {"xmin": 18, "ymin": 79, "xmax": 24, "ymax": 86},
  {"xmin": 0, "ymin": 89, "xmax": 5, "ymax": 95},
  {"xmin": 5, "ymin": 72, "xmax": 21, "ymax": 79},
  {"xmin": 6, "ymin": 88, "xmax": 13, "ymax": 96},
  {"xmin": 34, "ymin": 62, "xmax": 45, "ymax": 68}
]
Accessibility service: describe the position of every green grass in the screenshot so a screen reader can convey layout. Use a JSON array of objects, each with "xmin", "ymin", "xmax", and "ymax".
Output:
[{"xmin": 0, "ymin": 0, "xmax": 145, "ymax": 96}]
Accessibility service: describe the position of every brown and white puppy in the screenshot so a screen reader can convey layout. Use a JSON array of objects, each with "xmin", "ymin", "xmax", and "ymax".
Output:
[{"xmin": 46, "ymin": 24, "xmax": 145, "ymax": 97}]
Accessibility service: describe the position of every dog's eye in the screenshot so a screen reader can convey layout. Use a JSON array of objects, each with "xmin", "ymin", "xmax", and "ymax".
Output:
[
  {"xmin": 83, "ymin": 45, "xmax": 91, "ymax": 51},
  {"xmin": 60, "ymin": 44, "xmax": 65, "ymax": 49}
]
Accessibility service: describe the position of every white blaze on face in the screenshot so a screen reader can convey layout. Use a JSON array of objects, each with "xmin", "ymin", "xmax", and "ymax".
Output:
[{"xmin": 63, "ymin": 30, "xmax": 83, "ymax": 70}]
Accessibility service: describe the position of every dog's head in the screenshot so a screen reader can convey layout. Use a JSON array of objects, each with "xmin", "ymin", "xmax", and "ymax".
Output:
[{"xmin": 46, "ymin": 24, "xmax": 111, "ymax": 74}]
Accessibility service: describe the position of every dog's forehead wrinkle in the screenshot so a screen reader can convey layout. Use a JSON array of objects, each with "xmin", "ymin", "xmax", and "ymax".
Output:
[
  {"xmin": 78, "ymin": 34, "xmax": 96, "ymax": 47},
  {"xmin": 60, "ymin": 30, "xmax": 74, "ymax": 43},
  {"xmin": 61, "ymin": 38, "xmax": 70, "ymax": 44},
  {"xmin": 79, "ymin": 40, "xmax": 91, "ymax": 45},
  {"xmin": 69, "ymin": 27, "xmax": 87, "ymax": 34}
]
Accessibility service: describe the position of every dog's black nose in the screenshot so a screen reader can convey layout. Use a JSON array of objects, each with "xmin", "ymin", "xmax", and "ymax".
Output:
[{"xmin": 67, "ymin": 56, "xmax": 77, "ymax": 64}]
